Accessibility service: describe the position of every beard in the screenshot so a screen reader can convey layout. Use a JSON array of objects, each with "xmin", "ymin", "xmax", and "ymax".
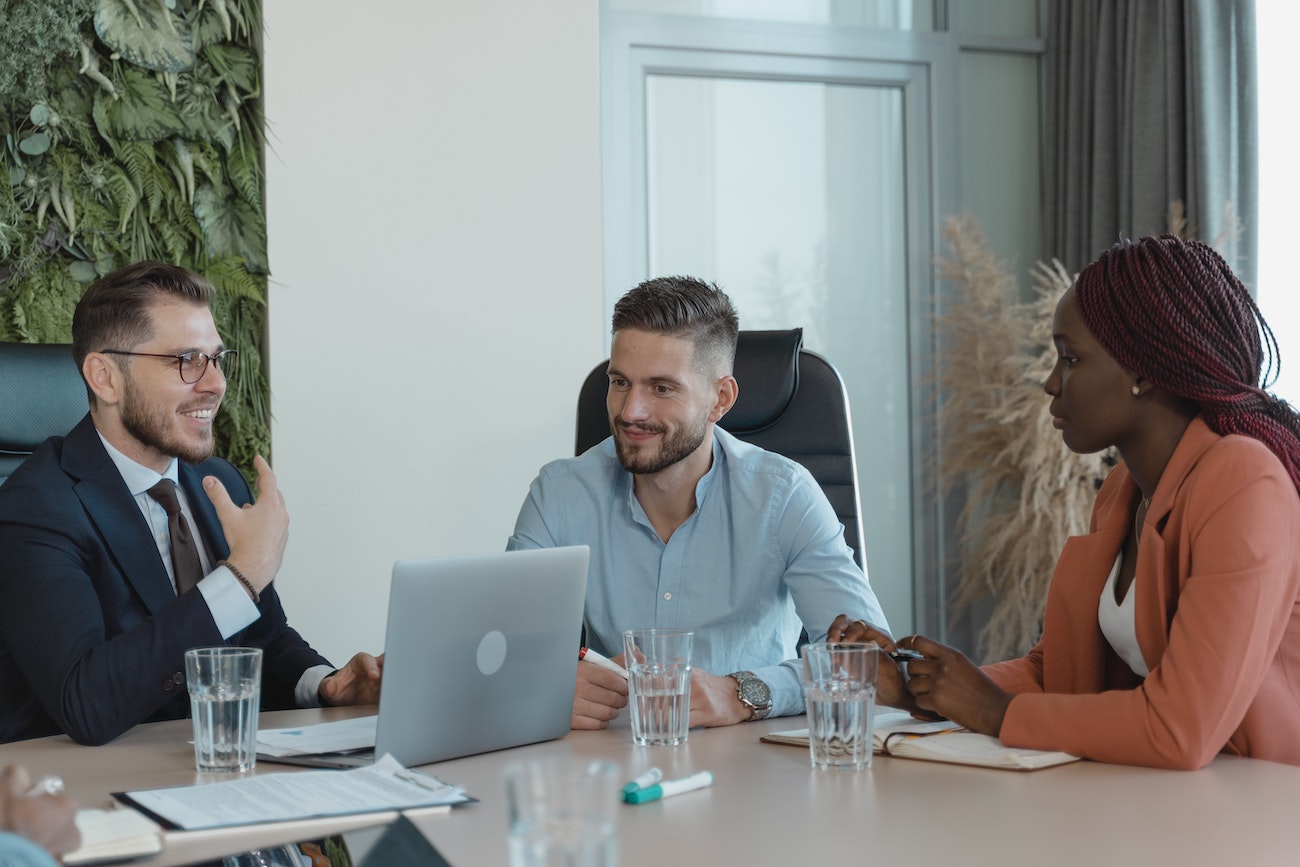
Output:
[
  {"xmin": 120, "ymin": 377, "xmax": 215, "ymax": 465},
  {"xmin": 613, "ymin": 414, "xmax": 709, "ymax": 475}
]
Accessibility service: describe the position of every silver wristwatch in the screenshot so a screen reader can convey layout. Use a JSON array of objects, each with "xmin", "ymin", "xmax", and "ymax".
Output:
[{"xmin": 729, "ymin": 670, "xmax": 772, "ymax": 721}]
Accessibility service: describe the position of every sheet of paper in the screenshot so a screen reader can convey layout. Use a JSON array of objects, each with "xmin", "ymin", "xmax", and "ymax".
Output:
[
  {"xmin": 256, "ymin": 714, "xmax": 378, "ymax": 756},
  {"xmin": 117, "ymin": 754, "xmax": 469, "ymax": 830}
]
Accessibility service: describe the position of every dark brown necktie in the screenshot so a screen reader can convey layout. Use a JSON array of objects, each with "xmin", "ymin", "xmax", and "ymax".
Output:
[{"xmin": 146, "ymin": 479, "xmax": 204, "ymax": 595}]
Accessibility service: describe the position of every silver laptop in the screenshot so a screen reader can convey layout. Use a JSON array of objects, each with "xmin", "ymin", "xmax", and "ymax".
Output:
[{"xmin": 262, "ymin": 545, "xmax": 589, "ymax": 768}]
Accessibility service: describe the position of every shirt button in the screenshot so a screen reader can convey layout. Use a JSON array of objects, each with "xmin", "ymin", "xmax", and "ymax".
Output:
[{"xmin": 663, "ymin": 592, "xmax": 672, "ymax": 601}]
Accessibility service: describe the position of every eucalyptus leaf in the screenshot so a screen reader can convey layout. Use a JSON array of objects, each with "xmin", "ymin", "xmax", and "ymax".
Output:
[
  {"xmin": 9, "ymin": 166, "xmax": 26, "ymax": 186},
  {"xmin": 94, "ymin": 0, "xmax": 195, "ymax": 72},
  {"xmin": 95, "ymin": 67, "xmax": 187, "ymax": 142},
  {"xmin": 18, "ymin": 133, "xmax": 51, "ymax": 155},
  {"xmin": 29, "ymin": 104, "xmax": 51, "ymax": 126},
  {"xmin": 194, "ymin": 183, "xmax": 268, "ymax": 272},
  {"xmin": 69, "ymin": 260, "xmax": 99, "ymax": 282},
  {"xmin": 96, "ymin": 251, "xmax": 116, "ymax": 275}
]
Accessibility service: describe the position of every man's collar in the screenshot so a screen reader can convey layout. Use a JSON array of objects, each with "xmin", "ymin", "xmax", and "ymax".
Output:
[{"xmin": 95, "ymin": 430, "xmax": 179, "ymax": 496}]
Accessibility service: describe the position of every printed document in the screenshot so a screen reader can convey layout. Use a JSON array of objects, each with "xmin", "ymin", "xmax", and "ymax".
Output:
[{"xmin": 116, "ymin": 754, "xmax": 470, "ymax": 830}]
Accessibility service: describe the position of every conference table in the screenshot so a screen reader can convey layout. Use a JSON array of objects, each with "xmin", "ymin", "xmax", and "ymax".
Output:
[{"xmin": 3, "ymin": 705, "xmax": 1298, "ymax": 866}]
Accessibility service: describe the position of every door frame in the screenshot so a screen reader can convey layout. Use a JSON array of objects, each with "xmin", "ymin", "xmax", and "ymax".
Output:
[{"xmin": 600, "ymin": 11, "xmax": 960, "ymax": 637}]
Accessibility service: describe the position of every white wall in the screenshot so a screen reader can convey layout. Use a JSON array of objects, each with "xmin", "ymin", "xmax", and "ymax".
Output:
[{"xmin": 263, "ymin": 2, "xmax": 604, "ymax": 665}]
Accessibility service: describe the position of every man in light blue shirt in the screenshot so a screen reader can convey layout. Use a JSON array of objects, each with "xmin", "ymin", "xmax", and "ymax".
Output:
[{"xmin": 509, "ymin": 276, "xmax": 889, "ymax": 729}]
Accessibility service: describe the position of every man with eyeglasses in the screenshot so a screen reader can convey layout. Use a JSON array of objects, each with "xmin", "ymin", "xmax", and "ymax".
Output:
[{"xmin": 0, "ymin": 261, "xmax": 381, "ymax": 745}]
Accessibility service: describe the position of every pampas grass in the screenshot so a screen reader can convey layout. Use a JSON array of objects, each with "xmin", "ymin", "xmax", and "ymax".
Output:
[{"xmin": 935, "ymin": 215, "xmax": 1112, "ymax": 663}]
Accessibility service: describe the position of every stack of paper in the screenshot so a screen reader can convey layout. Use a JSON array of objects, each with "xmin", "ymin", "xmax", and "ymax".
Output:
[
  {"xmin": 256, "ymin": 715, "xmax": 378, "ymax": 757},
  {"xmin": 115, "ymin": 755, "xmax": 471, "ymax": 831}
]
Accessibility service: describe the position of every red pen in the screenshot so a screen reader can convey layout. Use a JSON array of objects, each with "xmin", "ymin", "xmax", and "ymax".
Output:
[{"xmin": 579, "ymin": 646, "xmax": 629, "ymax": 679}]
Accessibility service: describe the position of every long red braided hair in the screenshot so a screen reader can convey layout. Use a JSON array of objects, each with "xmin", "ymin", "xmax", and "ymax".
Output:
[{"xmin": 1074, "ymin": 234, "xmax": 1300, "ymax": 493}]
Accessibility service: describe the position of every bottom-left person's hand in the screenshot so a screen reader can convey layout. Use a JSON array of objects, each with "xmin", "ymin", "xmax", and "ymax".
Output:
[{"xmin": 319, "ymin": 652, "xmax": 384, "ymax": 706}]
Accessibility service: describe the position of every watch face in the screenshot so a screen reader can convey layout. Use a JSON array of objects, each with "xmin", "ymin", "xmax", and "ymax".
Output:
[{"xmin": 740, "ymin": 677, "xmax": 771, "ymax": 707}]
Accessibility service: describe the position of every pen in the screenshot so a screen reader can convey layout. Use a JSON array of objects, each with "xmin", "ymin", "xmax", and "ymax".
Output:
[
  {"xmin": 623, "ymin": 770, "xmax": 714, "ymax": 805},
  {"xmin": 889, "ymin": 649, "xmax": 924, "ymax": 663},
  {"xmin": 621, "ymin": 767, "xmax": 663, "ymax": 795},
  {"xmin": 579, "ymin": 647, "xmax": 629, "ymax": 679},
  {"xmin": 24, "ymin": 775, "xmax": 64, "ymax": 798}
]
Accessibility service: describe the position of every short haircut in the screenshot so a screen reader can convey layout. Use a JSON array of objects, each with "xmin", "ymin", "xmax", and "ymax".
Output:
[
  {"xmin": 611, "ymin": 276, "xmax": 739, "ymax": 378},
  {"xmin": 71, "ymin": 260, "xmax": 216, "ymax": 401}
]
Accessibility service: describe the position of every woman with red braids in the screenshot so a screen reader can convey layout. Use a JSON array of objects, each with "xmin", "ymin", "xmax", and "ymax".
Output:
[{"xmin": 834, "ymin": 234, "xmax": 1300, "ymax": 769}]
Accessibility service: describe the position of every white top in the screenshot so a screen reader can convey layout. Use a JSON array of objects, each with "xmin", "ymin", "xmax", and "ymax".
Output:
[{"xmin": 1097, "ymin": 553, "xmax": 1149, "ymax": 677}]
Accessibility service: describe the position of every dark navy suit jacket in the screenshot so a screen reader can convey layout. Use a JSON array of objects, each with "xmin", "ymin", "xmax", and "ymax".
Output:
[{"xmin": 0, "ymin": 415, "xmax": 330, "ymax": 745}]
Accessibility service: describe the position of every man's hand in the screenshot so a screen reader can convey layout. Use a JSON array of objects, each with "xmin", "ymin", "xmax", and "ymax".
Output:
[
  {"xmin": 687, "ymin": 670, "xmax": 750, "ymax": 728},
  {"xmin": 204, "ymin": 455, "xmax": 289, "ymax": 594},
  {"xmin": 902, "ymin": 635, "xmax": 1012, "ymax": 736},
  {"xmin": 571, "ymin": 658, "xmax": 628, "ymax": 730},
  {"xmin": 319, "ymin": 653, "xmax": 384, "ymax": 706},
  {"xmin": 0, "ymin": 765, "xmax": 80, "ymax": 857}
]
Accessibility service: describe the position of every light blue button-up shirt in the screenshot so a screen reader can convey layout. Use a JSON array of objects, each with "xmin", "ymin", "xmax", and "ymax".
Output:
[
  {"xmin": 0, "ymin": 832, "xmax": 58, "ymax": 867},
  {"xmin": 508, "ymin": 428, "xmax": 889, "ymax": 717}
]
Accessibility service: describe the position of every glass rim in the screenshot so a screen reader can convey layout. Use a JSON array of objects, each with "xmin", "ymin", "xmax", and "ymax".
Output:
[{"xmin": 184, "ymin": 646, "xmax": 263, "ymax": 658}]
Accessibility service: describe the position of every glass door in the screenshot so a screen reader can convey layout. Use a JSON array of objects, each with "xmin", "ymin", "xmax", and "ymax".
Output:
[{"xmin": 603, "ymin": 23, "xmax": 953, "ymax": 634}]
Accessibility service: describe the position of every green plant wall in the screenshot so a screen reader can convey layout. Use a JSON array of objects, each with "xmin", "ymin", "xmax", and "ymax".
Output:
[{"xmin": 1, "ymin": 0, "xmax": 269, "ymax": 473}]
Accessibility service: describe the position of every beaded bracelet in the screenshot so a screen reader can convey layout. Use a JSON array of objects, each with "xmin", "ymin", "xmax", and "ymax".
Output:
[{"xmin": 219, "ymin": 560, "xmax": 260, "ymax": 603}]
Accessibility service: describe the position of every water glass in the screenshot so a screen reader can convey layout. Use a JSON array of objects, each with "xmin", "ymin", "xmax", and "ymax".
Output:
[
  {"xmin": 185, "ymin": 646, "xmax": 262, "ymax": 773},
  {"xmin": 222, "ymin": 845, "xmax": 304, "ymax": 867},
  {"xmin": 800, "ymin": 642, "xmax": 878, "ymax": 770},
  {"xmin": 622, "ymin": 628, "xmax": 692, "ymax": 746},
  {"xmin": 505, "ymin": 759, "xmax": 618, "ymax": 867}
]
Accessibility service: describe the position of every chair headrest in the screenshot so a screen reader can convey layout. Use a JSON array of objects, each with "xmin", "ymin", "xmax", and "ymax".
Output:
[
  {"xmin": 0, "ymin": 343, "xmax": 86, "ymax": 452},
  {"xmin": 722, "ymin": 329, "xmax": 802, "ymax": 433}
]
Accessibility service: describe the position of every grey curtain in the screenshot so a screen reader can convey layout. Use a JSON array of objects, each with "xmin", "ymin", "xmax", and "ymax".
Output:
[{"xmin": 1043, "ymin": 0, "xmax": 1257, "ymax": 287}]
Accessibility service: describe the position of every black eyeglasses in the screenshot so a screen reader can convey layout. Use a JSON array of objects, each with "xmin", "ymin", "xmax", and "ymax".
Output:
[{"xmin": 100, "ymin": 349, "xmax": 238, "ymax": 384}]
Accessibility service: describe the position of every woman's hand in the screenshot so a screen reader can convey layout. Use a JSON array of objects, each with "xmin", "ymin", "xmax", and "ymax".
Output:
[
  {"xmin": 901, "ymin": 635, "xmax": 1012, "ymax": 736},
  {"xmin": 825, "ymin": 614, "xmax": 915, "ymax": 712}
]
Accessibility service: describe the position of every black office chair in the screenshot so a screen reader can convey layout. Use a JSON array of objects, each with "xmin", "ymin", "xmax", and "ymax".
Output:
[
  {"xmin": 574, "ymin": 328, "xmax": 866, "ymax": 569},
  {"xmin": 0, "ymin": 343, "xmax": 87, "ymax": 487}
]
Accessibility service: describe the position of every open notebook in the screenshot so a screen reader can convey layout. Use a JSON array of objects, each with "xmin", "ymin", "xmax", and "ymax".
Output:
[
  {"xmin": 64, "ymin": 808, "xmax": 163, "ymax": 866},
  {"xmin": 761, "ymin": 710, "xmax": 1081, "ymax": 771}
]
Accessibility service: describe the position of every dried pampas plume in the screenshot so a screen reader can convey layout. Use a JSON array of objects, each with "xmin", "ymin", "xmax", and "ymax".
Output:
[{"xmin": 935, "ymin": 215, "xmax": 1113, "ymax": 663}]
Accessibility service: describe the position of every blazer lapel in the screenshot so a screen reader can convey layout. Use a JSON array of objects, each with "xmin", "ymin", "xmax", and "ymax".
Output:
[
  {"xmin": 1134, "ymin": 417, "xmax": 1220, "ymax": 668},
  {"xmin": 61, "ymin": 416, "xmax": 177, "ymax": 616},
  {"xmin": 1041, "ymin": 467, "xmax": 1136, "ymax": 692}
]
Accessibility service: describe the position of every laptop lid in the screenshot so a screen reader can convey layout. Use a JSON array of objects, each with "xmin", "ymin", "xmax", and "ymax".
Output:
[{"xmin": 372, "ymin": 545, "xmax": 589, "ymax": 767}]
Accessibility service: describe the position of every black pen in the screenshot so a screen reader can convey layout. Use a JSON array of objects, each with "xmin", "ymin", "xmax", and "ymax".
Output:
[{"xmin": 888, "ymin": 648, "xmax": 924, "ymax": 663}]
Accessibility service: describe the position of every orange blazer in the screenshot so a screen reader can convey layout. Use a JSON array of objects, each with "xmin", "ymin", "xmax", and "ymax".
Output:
[{"xmin": 984, "ymin": 418, "xmax": 1300, "ymax": 769}]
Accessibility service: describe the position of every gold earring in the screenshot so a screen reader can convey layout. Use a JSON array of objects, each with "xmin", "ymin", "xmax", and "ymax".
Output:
[{"xmin": 1131, "ymin": 385, "xmax": 1141, "ymax": 396}]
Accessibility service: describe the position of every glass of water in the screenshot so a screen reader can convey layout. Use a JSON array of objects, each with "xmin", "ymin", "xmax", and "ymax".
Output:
[
  {"xmin": 184, "ymin": 646, "xmax": 262, "ymax": 773},
  {"xmin": 800, "ymin": 642, "xmax": 878, "ymax": 770},
  {"xmin": 505, "ymin": 759, "xmax": 618, "ymax": 867},
  {"xmin": 622, "ymin": 628, "xmax": 693, "ymax": 747}
]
